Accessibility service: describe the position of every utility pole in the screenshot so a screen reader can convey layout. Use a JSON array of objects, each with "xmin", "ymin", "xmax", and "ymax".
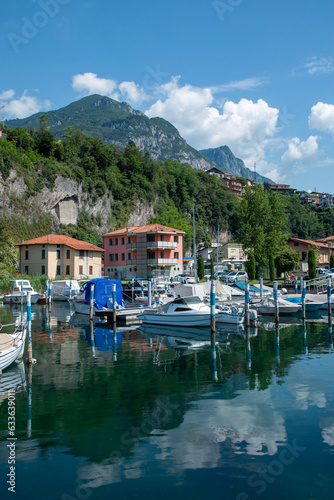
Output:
[{"xmin": 193, "ymin": 203, "xmax": 197, "ymax": 280}]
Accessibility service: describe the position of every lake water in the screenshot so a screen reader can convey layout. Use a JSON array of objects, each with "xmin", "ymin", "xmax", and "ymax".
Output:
[{"xmin": 0, "ymin": 302, "xmax": 334, "ymax": 499}]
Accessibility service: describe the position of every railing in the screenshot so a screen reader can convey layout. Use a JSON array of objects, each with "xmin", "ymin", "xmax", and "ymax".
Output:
[
  {"xmin": 146, "ymin": 241, "xmax": 178, "ymax": 249},
  {"xmin": 126, "ymin": 260, "xmax": 138, "ymax": 265},
  {"xmin": 147, "ymin": 259, "xmax": 178, "ymax": 266},
  {"xmin": 304, "ymin": 275, "xmax": 334, "ymax": 293}
]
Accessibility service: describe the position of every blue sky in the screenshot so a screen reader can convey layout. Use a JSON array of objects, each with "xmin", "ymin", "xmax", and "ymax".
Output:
[{"xmin": 1, "ymin": 0, "xmax": 334, "ymax": 192}]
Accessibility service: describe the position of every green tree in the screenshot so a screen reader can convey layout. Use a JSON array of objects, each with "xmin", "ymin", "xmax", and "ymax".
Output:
[
  {"xmin": 330, "ymin": 254, "xmax": 334, "ymax": 269},
  {"xmin": 245, "ymin": 252, "xmax": 256, "ymax": 280},
  {"xmin": 269, "ymin": 253, "xmax": 275, "ymax": 281},
  {"xmin": 238, "ymin": 184, "xmax": 288, "ymax": 267},
  {"xmin": 210, "ymin": 258, "xmax": 215, "ymax": 280},
  {"xmin": 198, "ymin": 257, "xmax": 205, "ymax": 280},
  {"xmin": 308, "ymin": 248, "xmax": 317, "ymax": 279},
  {"xmin": 275, "ymin": 246, "xmax": 300, "ymax": 276}
]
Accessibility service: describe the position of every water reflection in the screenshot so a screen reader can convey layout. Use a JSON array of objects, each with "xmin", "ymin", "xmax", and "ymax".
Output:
[{"xmin": 1, "ymin": 302, "xmax": 334, "ymax": 499}]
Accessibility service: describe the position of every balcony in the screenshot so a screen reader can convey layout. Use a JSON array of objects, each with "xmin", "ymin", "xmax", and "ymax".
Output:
[
  {"xmin": 126, "ymin": 260, "xmax": 138, "ymax": 265},
  {"xmin": 147, "ymin": 259, "xmax": 178, "ymax": 266},
  {"xmin": 146, "ymin": 241, "xmax": 178, "ymax": 250}
]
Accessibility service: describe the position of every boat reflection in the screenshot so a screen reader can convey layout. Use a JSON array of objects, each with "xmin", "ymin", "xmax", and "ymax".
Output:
[{"xmin": 0, "ymin": 360, "xmax": 26, "ymax": 405}]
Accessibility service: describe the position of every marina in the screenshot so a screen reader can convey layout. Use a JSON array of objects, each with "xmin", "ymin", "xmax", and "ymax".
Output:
[{"xmin": 0, "ymin": 297, "xmax": 334, "ymax": 499}]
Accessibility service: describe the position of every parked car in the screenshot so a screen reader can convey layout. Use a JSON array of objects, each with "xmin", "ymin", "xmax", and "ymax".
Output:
[
  {"xmin": 304, "ymin": 268, "xmax": 334, "ymax": 279},
  {"xmin": 226, "ymin": 270, "xmax": 248, "ymax": 283}
]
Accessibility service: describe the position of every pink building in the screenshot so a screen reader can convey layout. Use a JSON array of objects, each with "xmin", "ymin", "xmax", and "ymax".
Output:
[{"xmin": 103, "ymin": 224, "xmax": 184, "ymax": 279}]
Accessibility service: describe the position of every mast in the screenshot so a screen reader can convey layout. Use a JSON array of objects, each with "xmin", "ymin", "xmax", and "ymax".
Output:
[
  {"xmin": 193, "ymin": 203, "xmax": 197, "ymax": 279},
  {"xmin": 216, "ymin": 225, "xmax": 219, "ymax": 269}
]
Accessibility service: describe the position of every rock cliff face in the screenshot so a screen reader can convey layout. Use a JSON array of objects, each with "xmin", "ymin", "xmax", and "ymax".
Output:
[{"xmin": 0, "ymin": 170, "xmax": 156, "ymax": 232}]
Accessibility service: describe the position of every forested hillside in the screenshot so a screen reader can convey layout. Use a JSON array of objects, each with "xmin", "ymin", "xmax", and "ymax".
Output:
[{"xmin": 1, "ymin": 123, "xmax": 334, "ymax": 274}]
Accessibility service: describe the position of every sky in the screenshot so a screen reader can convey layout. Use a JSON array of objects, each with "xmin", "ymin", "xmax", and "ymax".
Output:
[{"xmin": 1, "ymin": 0, "xmax": 334, "ymax": 193}]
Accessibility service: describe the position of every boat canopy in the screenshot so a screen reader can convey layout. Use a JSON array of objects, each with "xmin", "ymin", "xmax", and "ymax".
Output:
[{"xmin": 81, "ymin": 279, "xmax": 125, "ymax": 310}]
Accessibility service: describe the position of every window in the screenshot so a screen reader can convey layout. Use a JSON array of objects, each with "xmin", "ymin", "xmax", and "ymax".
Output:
[
  {"xmin": 294, "ymin": 242, "xmax": 299, "ymax": 246},
  {"xmin": 79, "ymin": 265, "xmax": 83, "ymax": 274},
  {"xmin": 41, "ymin": 249, "xmax": 46, "ymax": 259},
  {"xmin": 110, "ymin": 254, "xmax": 114, "ymax": 262},
  {"xmin": 115, "ymin": 238, "xmax": 118, "ymax": 245},
  {"xmin": 128, "ymin": 236, "xmax": 131, "ymax": 244},
  {"xmin": 89, "ymin": 266, "xmax": 93, "ymax": 274},
  {"xmin": 174, "ymin": 252, "xmax": 179, "ymax": 259},
  {"xmin": 25, "ymin": 250, "xmax": 29, "ymax": 260},
  {"xmin": 302, "ymin": 252, "xmax": 307, "ymax": 260},
  {"xmin": 56, "ymin": 265, "xmax": 61, "ymax": 275},
  {"xmin": 128, "ymin": 253, "xmax": 131, "ymax": 260},
  {"xmin": 148, "ymin": 251, "xmax": 155, "ymax": 260},
  {"xmin": 66, "ymin": 249, "xmax": 70, "ymax": 259},
  {"xmin": 25, "ymin": 266, "xmax": 29, "ymax": 274},
  {"xmin": 115, "ymin": 254, "xmax": 118, "ymax": 261},
  {"xmin": 66, "ymin": 265, "xmax": 70, "ymax": 275},
  {"xmin": 109, "ymin": 238, "xmax": 114, "ymax": 246},
  {"xmin": 41, "ymin": 265, "xmax": 45, "ymax": 275},
  {"xmin": 160, "ymin": 234, "xmax": 164, "ymax": 241},
  {"xmin": 121, "ymin": 253, "xmax": 125, "ymax": 261},
  {"xmin": 79, "ymin": 250, "xmax": 84, "ymax": 258},
  {"xmin": 147, "ymin": 234, "xmax": 155, "ymax": 242},
  {"xmin": 57, "ymin": 250, "xmax": 61, "ymax": 259},
  {"xmin": 160, "ymin": 251, "xmax": 164, "ymax": 259},
  {"xmin": 174, "ymin": 235, "xmax": 179, "ymax": 243},
  {"xmin": 121, "ymin": 237, "xmax": 125, "ymax": 245}
]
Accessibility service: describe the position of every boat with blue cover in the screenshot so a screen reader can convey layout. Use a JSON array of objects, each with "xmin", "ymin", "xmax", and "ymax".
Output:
[{"xmin": 69, "ymin": 278, "xmax": 126, "ymax": 315}]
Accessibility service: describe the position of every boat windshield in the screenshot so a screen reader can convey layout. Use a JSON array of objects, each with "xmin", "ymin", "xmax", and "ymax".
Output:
[{"xmin": 182, "ymin": 296, "xmax": 203, "ymax": 305}]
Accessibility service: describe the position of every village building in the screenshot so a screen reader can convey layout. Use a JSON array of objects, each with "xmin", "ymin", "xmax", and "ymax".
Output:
[
  {"xmin": 103, "ymin": 224, "xmax": 184, "ymax": 280},
  {"xmin": 16, "ymin": 235, "xmax": 104, "ymax": 280},
  {"xmin": 287, "ymin": 237, "xmax": 334, "ymax": 272}
]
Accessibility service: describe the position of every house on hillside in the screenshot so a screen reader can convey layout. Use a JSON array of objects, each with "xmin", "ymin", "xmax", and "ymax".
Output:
[
  {"xmin": 103, "ymin": 224, "xmax": 184, "ymax": 280},
  {"xmin": 16, "ymin": 235, "xmax": 104, "ymax": 279},
  {"xmin": 287, "ymin": 237, "xmax": 334, "ymax": 271},
  {"xmin": 198, "ymin": 242, "xmax": 246, "ymax": 262}
]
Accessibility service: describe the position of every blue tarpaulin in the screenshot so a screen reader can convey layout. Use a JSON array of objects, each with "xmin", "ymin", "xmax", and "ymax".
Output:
[{"xmin": 81, "ymin": 278, "xmax": 125, "ymax": 310}]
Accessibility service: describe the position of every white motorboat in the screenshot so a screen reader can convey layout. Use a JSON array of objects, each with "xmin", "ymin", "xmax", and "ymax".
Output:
[
  {"xmin": 137, "ymin": 296, "xmax": 245, "ymax": 327},
  {"xmin": 0, "ymin": 324, "xmax": 27, "ymax": 373},
  {"xmin": 3, "ymin": 280, "xmax": 40, "ymax": 305},
  {"xmin": 50, "ymin": 280, "xmax": 81, "ymax": 301},
  {"xmin": 254, "ymin": 296, "xmax": 302, "ymax": 315}
]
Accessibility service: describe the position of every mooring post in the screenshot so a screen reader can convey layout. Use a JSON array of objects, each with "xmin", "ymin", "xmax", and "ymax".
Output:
[
  {"xmin": 300, "ymin": 276, "xmax": 303, "ymax": 294},
  {"xmin": 303, "ymin": 319, "xmax": 308, "ymax": 354},
  {"xmin": 259, "ymin": 276, "xmax": 263, "ymax": 298},
  {"xmin": 48, "ymin": 282, "xmax": 52, "ymax": 313},
  {"xmin": 90, "ymin": 284, "xmax": 95, "ymax": 320},
  {"xmin": 273, "ymin": 281, "xmax": 279, "ymax": 324},
  {"xmin": 329, "ymin": 324, "xmax": 333, "ymax": 349},
  {"xmin": 245, "ymin": 326, "xmax": 251, "ymax": 371},
  {"xmin": 21, "ymin": 283, "xmax": 24, "ymax": 307},
  {"xmin": 148, "ymin": 281, "xmax": 152, "ymax": 307},
  {"xmin": 301, "ymin": 281, "xmax": 306, "ymax": 320},
  {"xmin": 27, "ymin": 291, "xmax": 33, "ymax": 364},
  {"xmin": 90, "ymin": 320, "xmax": 96, "ymax": 358},
  {"xmin": 45, "ymin": 280, "xmax": 49, "ymax": 303},
  {"xmin": 210, "ymin": 280, "xmax": 216, "ymax": 345},
  {"xmin": 112, "ymin": 283, "xmax": 117, "ymax": 324},
  {"xmin": 245, "ymin": 282, "xmax": 250, "ymax": 327},
  {"xmin": 327, "ymin": 277, "xmax": 332, "ymax": 323},
  {"xmin": 295, "ymin": 275, "xmax": 298, "ymax": 295},
  {"xmin": 132, "ymin": 278, "xmax": 134, "ymax": 302},
  {"xmin": 69, "ymin": 280, "xmax": 72, "ymax": 299}
]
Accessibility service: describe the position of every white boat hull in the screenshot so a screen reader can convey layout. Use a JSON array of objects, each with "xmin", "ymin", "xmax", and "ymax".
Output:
[
  {"xmin": 4, "ymin": 293, "xmax": 40, "ymax": 304},
  {"xmin": 0, "ymin": 329, "xmax": 27, "ymax": 372}
]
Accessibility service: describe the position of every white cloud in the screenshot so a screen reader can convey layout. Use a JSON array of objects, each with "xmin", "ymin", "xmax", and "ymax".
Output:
[
  {"xmin": 0, "ymin": 89, "xmax": 15, "ymax": 101},
  {"xmin": 72, "ymin": 73, "xmax": 149, "ymax": 105},
  {"xmin": 309, "ymin": 102, "xmax": 334, "ymax": 135},
  {"xmin": 72, "ymin": 72, "xmax": 119, "ymax": 99},
  {"xmin": 1, "ymin": 90, "xmax": 51, "ymax": 119},
  {"xmin": 281, "ymin": 136, "xmax": 319, "ymax": 166},
  {"xmin": 145, "ymin": 80, "xmax": 279, "ymax": 169},
  {"xmin": 305, "ymin": 56, "xmax": 334, "ymax": 75},
  {"xmin": 118, "ymin": 81, "xmax": 148, "ymax": 104},
  {"xmin": 211, "ymin": 77, "xmax": 268, "ymax": 93}
]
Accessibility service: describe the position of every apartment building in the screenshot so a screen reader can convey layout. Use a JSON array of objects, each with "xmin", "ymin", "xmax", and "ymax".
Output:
[
  {"xmin": 103, "ymin": 224, "xmax": 184, "ymax": 279},
  {"xmin": 16, "ymin": 235, "xmax": 104, "ymax": 279}
]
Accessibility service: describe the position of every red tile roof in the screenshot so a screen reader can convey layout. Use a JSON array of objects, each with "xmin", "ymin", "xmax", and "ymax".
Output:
[
  {"xmin": 288, "ymin": 237, "xmax": 330, "ymax": 249},
  {"xmin": 16, "ymin": 235, "xmax": 105, "ymax": 252},
  {"xmin": 103, "ymin": 224, "xmax": 185, "ymax": 236}
]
